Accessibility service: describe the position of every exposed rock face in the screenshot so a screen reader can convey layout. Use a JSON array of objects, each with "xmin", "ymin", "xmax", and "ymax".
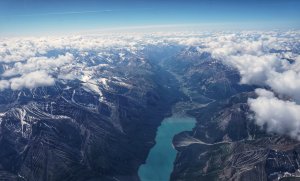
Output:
[
  {"xmin": 0, "ymin": 49, "xmax": 184, "ymax": 181},
  {"xmin": 1, "ymin": 43, "xmax": 300, "ymax": 181},
  {"xmin": 167, "ymin": 48, "xmax": 300, "ymax": 181}
]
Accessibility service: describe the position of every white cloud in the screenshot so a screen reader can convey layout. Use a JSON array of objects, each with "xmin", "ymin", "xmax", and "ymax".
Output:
[
  {"xmin": 0, "ymin": 39, "xmax": 38, "ymax": 63},
  {"xmin": 0, "ymin": 80, "xmax": 10, "ymax": 91},
  {"xmin": 249, "ymin": 89, "xmax": 300, "ymax": 140},
  {"xmin": 160, "ymin": 30, "xmax": 300, "ymax": 140},
  {"xmin": 267, "ymin": 70, "xmax": 300, "ymax": 103},
  {"xmin": 2, "ymin": 53, "xmax": 74, "ymax": 77},
  {"xmin": 0, "ymin": 31, "xmax": 299, "ymax": 141},
  {"xmin": 0, "ymin": 52, "xmax": 73, "ymax": 91},
  {"xmin": 0, "ymin": 31, "xmax": 299, "ymax": 114},
  {"xmin": 227, "ymin": 54, "xmax": 282, "ymax": 85},
  {"xmin": 9, "ymin": 71, "xmax": 55, "ymax": 90},
  {"xmin": 200, "ymin": 31, "xmax": 300, "ymax": 140},
  {"xmin": 254, "ymin": 88, "xmax": 275, "ymax": 98}
]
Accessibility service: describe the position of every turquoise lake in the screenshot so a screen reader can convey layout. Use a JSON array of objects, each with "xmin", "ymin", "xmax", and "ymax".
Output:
[{"xmin": 138, "ymin": 117, "xmax": 196, "ymax": 181}]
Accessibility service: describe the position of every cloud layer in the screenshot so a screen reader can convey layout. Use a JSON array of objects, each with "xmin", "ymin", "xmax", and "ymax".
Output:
[
  {"xmin": 2, "ymin": 53, "xmax": 74, "ymax": 77},
  {"xmin": 0, "ymin": 33, "xmax": 167, "ymax": 90},
  {"xmin": 194, "ymin": 31, "xmax": 300, "ymax": 139},
  {"xmin": 196, "ymin": 31, "xmax": 300, "ymax": 139},
  {"xmin": 248, "ymin": 89, "xmax": 300, "ymax": 140},
  {"xmin": 1, "ymin": 31, "xmax": 300, "ymax": 140},
  {"xmin": 0, "ymin": 52, "xmax": 73, "ymax": 90},
  {"xmin": 10, "ymin": 71, "xmax": 55, "ymax": 90}
]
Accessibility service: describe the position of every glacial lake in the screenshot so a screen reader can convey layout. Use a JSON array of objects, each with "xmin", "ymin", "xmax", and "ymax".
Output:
[{"xmin": 138, "ymin": 116, "xmax": 196, "ymax": 181}]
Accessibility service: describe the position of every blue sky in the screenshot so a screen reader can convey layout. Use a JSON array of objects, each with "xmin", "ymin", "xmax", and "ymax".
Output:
[{"xmin": 0, "ymin": 0, "xmax": 300, "ymax": 36}]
